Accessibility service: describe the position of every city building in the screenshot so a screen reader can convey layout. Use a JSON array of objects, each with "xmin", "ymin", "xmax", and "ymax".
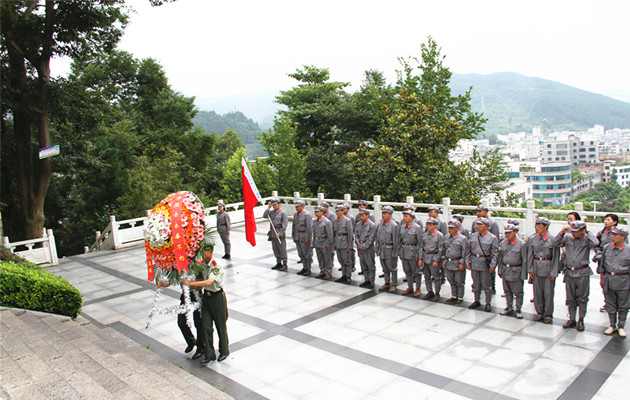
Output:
[
  {"xmin": 521, "ymin": 162, "xmax": 572, "ymax": 206},
  {"xmin": 541, "ymin": 134, "xmax": 598, "ymax": 166},
  {"xmin": 612, "ymin": 165, "xmax": 630, "ymax": 188}
]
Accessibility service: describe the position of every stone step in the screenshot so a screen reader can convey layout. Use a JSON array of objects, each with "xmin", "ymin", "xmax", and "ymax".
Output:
[{"xmin": 0, "ymin": 307, "xmax": 233, "ymax": 400}]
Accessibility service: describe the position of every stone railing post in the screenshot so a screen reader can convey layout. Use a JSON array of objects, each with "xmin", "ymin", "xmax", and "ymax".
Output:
[
  {"xmin": 95, "ymin": 231, "xmax": 101, "ymax": 250},
  {"xmin": 110, "ymin": 215, "xmax": 122, "ymax": 249},
  {"xmin": 575, "ymin": 202, "xmax": 584, "ymax": 212},
  {"xmin": 373, "ymin": 195, "xmax": 382, "ymax": 222},
  {"xmin": 344, "ymin": 193, "xmax": 352, "ymax": 206},
  {"xmin": 406, "ymin": 196, "xmax": 414, "ymax": 206},
  {"xmin": 317, "ymin": 193, "xmax": 325, "ymax": 204},
  {"xmin": 47, "ymin": 229, "xmax": 59, "ymax": 265},
  {"xmin": 293, "ymin": 192, "xmax": 301, "ymax": 204},
  {"xmin": 442, "ymin": 198, "xmax": 452, "ymax": 220},
  {"xmin": 272, "ymin": 190, "xmax": 278, "ymax": 198},
  {"xmin": 525, "ymin": 200, "xmax": 536, "ymax": 238}
]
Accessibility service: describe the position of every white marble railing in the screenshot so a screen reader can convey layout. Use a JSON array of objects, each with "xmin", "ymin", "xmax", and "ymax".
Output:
[
  {"xmin": 3, "ymin": 229, "xmax": 59, "ymax": 266},
  {"xmin": 86, "ymin": 191, "xmax": 629, "ymax": 252}
]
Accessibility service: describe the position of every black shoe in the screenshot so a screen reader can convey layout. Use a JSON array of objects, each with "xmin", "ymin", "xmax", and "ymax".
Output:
[
  {"xmin": 335, "ymin": 276, "xmax": 350, "ymax": 283},
  {"xmin": 456, "ymin": 299, "xmax": 464, "ymax": 305},
  {"xmin": 403, "ymin": 278, "xmax": 407, "ymax": 282},
  {"xmin": 297, "ymin": 260, "xmax": 302, "ymax": 264},
  {"xmin": 272, "ymin": 263, "xmax": 282, "ymax": 270},
  {"xmin": 359, "ymin": 280, "xmax": 370, "ymax": 287},
  {"xmin": 339, "ymin": 267, "xmax": 342, "ymax": 271},
  {"xmin": 358, "ymin": 271, "xmax": 364, "ymax": 275},
  {"xmin": 185, "ymin": 343, "xmax": 196, "ymax": 353},
  {"xmin": 222, "ymin": 254, "xmax": 231, "ymax": 259},
  {"xmin": 278, "ymin": 265, "xmax": 288, "ymax": 271},
  {"xmin": 200, "ymin": 355, "xmax": 216, "ymax": 364},
  {"xmin": 302, "ymin": 270, "xmax": 311, "ymax": 277},
  {"xmin": 379, "ymin": 273, "xmax": 385, "ymax": 278},
  {"xmin": 366, "ymin": 282, "xmax": 374, "ymax": 289},
  {"xmin": 485, "ymin": 303, "xmax": 492, "ymax": 312},
  {"xmin": 297, "ymin": 269, "xmax": 306, "ymax": 275},
  {"xmin": 500, "ymin": 308, "xmax": 514, "ymax": 316},
  {"xmin": 445, "ymin": 297, "xmax": 457, "ymax": 304},
  {"xmin": 468, "ymin": 301, "xmax": 481, "ymax": 309},
  {"xmin": 192, "ymin": 351, "xmax": 203, "ymax": 360},
  {"xmin": 218, "ymin": 353, "xmax": 229, "ymax": 362}
]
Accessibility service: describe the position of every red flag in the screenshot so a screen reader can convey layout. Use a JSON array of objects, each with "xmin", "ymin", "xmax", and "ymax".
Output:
[{"xmin": 242, "ymin": 157, "xmax": 262, "ymax": 246}]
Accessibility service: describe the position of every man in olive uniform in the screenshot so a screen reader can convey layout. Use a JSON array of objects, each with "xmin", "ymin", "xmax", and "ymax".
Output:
[
  {"xmin": 216, "ymin": 201, "xmax": 231, "ymax": 260},
  {"xmin": 263, "ymin": 198, "xmax": 289, "ymax": 271},
  {"xmin": 526, "ymin": 217, "xmax": 561, "ymax": 323},
  {"xmin": 398, "ymin": 209, "xmax": 424, "ymax": 297},
  {"xmin": 355, "ymin": 209, "xmax": 376, "ymax": 288},
  {"xmin": 422, "ymin": 218, "xmax": 445, "ymax": 301},
  {"xmin": 443, "ymin": 219, "xmax": 468, "ymax": 305},
  {"xmin": 334, "ymin": 204, "xmax": 354, "ymax": 283},
  {"xmin": 598, "ymin": 227, "xmax": 630, "ymax": 338},
  {"xmin": 376, "ymin": 206, "xmax": 399, "ymax": 293},
  {"xmin": 552, "ymin": 220, "xmax": 599, "ymax": 331},
  {"xmin": 452, "ymin": 214, "xmax": 470, "ymax": 238},
  {"xmin": 313, "ymin": 206, "xmax": 334, "ymax": 280},
  {"xmin": 357, "ymin": 200, "xmax": 376, "ymax": 223},
  {"xmin": 183, "ymin": 243, "xmax": 229, "ymax": 363},
  {"xmin": 427, "ymin": 206, "xmax": 447, "ymax": 236},
  {"xmin": 293, "ymin": 200, "xmax": 314, "ymax": 276},
  {"xmin": 467, "ymin": 218, "xmax": 500, "ymax": 311},
  {"xmin": 497, "ymin": 223, "xmax": 528, "ymax": 318}
]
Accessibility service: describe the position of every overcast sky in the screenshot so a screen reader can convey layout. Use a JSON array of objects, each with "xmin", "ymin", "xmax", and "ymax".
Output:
[{"xmin": 67, "ymin": 0, "xmax": 630, "ymax": 99}]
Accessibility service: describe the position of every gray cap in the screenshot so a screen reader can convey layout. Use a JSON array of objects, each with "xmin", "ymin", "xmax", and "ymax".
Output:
[
  {"xmin": 314, "ymin": 206, "xmax": 324, "ymax": 212},
  {"xmin": 403, "ymin": 203, "xmax": 415, "ymax": 211},
  {"xmin": 504, "ymin": 223, "xmax": 519, "ymax": 232},
  {"xmin": 335, "ymin": 204, "xmax": 346, "ymax": 211},
  {"xmin": 402, "ymin": 209, "xmax": 415, "ymax": 217},
  {"xmin": 382, "ymin": 206, "xmax": 394, "ymax": 214},
  {"xmin": 294, "ymin": 200, "xmax": 305, "ymax": 206},
  {"xmin": 358, "ymin": 209, "xmax": 370, "ymax": 216},
  {"xmin": 476, "ymin": 205, "xmax": 490, "ymax": 212},
  {"xmin": 535, "ymin": 217, "xmax": 550, "ymax": 226},
  {"xmin": 447, "ymin": 219, "xmax": 461, "ymax": 228},
  {"xmin": 426, "ymin": 217, "xmax": 439, "ymax": 225},
  {"xmin": 569, "ymin": 221, "xmax": 587, "ymax": 231},
  {"xmin": 452, "ymin": 214, "xmax": 465, "ymax": 222},
  {"xmin": 476, "ymin": 217, "xmax": 490, "ymax": 226},
  {"xmin": 427, "ymin": 206, "xmax": 439, "ymax": 213},
  {"xmin": 321, "ymin": 201, "xmax": 330, "ymax": 207},
  {"xmin": 270, "ymin": 198, "xmax": 281, "ymax": 205},
  {"xmin": 217, "ymin": 200, "xmax": 225, "ymax": 207},
  {"xmin": 611, "ymin": 226, "xmax": 629, "ymax": 237},
  {"xmin": 507, "ymin": 218, "xmax": 520, "ymax": 226},
  {"xmin": 358, "ymin": 199, "xmax": 368, "ymax": 206}
]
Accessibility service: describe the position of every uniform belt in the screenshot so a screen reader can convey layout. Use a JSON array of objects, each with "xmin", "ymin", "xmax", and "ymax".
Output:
[
  {"xmin": 425, "ymin": 251, "xmax": 438, "ymax": 254},
  {"xmin": 534, "ymin": 256, "xmax": 551, "ymax": 261},
  {"xmin": 275, "ymin": 225, "xmax": 283, "ymax": 228},
  {"xmin": 472, "ymin": 253, "xmax": 489, "ymax": 258},
  {"xmin": 446, "ymin": 257, "xmax": 461, "ymax": 261},
  {"xmin": 336, "ymin": 233, "xmax": 348, "ymax": 236},
  {"xmin": 379, "ymin": 242, "xmax": 393, "ymax": 246},
  {"xmin": 402, "ymin": 243, "xmax": 417, "ymax": 246},
  {"xmin": 219, "ymin": 224, "xmax": 227, "ymax": 226},
  {"xmin": 315, "ymin": 236, "xmax": 328, "ymax": 240},
  {"xmin": 297, "ymin": 230, "xmax": 306, "ymax": 233},
  {"xmin": 204, "ymin": 289, "xmax": 224, "ymax": 296},
  {"xmin": 502, "ymin": 263, "xmax": 521, "ymax": 268},
  {"xmin": 606, "ymin": 271, "xmax": 630, "ymax": 276},
  {"xmin": 566, "ymin": 265, "xmax": 588, "ymax": 271}
]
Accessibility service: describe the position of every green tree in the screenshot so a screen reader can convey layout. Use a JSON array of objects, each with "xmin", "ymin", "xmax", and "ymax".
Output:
[{"xmin": 1, "ymin": 0, "xmax": 128, "ymax": 240}]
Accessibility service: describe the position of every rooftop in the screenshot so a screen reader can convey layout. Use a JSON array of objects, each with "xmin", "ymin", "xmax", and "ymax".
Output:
[{"xmin": 20, "ymin": 221, "xmax": 630, "ymax": 399}]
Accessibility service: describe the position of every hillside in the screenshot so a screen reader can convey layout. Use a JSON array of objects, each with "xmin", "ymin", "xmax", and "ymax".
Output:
[
  {"xmin": 193, "ymin": 110, "xmax": 266, "ymax": 157},
  {"xmin": 449, "ymin": 72, "xmax": 630, "ymax": 135}
]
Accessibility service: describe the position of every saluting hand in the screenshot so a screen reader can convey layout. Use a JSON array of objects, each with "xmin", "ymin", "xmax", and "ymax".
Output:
[{"xmin": 466, "ymin": 264, "xmax": 471, "ymax": 270}]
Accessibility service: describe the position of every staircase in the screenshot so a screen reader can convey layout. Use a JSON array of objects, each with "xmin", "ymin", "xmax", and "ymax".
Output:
[{"xmin": 0, "ymin": 307, "xmax": 233, "ymax": 400}]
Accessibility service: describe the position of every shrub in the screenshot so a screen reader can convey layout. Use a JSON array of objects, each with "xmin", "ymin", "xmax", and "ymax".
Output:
[{"xmin": 0, "ymin": 258, "xmax": 82, "ymax": 318}]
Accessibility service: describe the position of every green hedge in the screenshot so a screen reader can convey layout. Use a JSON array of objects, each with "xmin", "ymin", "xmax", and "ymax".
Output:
[{"xmin": 0, "ymin": 254, "xmax": 82, "ymax": 318}]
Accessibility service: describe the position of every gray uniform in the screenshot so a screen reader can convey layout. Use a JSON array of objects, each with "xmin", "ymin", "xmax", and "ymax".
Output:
[
  {"xmin": 323, "ymin": 210, "xmax": 336, "ymax": 261},
  {"xmin": 263, "ymin": 208, "xmax": 288, "ymax": 266},
  {"xmin": 467, "ymin": 232, "xmax": 499, "ymax": 304},
  {"xmin": 398, "ymin": 222, "xmax": 424, "ymax": 289},
  {"xmin": 217, "ymin": 211, "xmax": 231, "ymax": 255},
  {"xmin": 471, "ymin": 217, "xmax": 500, "ymax": 238},
  {"xmin": 459, "ymin": 226, "xmax": 470, "ymax": 238},
  {"xmin": 375, "ymin": 220, "xmax": 399, "ymax": 285},
  {"xmin": 292, "ymin": 210, "xmax": 313, "ymax": 273},
  {"xmin": 313, "ymin": 217, "xmax": 334, "ymax": 275},
  {"xmin": 443, "ymin": 233, "xmax": 468, "ymax": 299},
  {"xmin": 497, "ymin": 237, "xmax": 528, "ymax": 311},
  {"xmin": 355, "ymin": 219, "xmax": 376, "ymax": 283},
  {"xmin": 552, "ymin": 231, "xmax": 598, "ymax": 322},
  {"xmin": 333, "ymin": 215, "xmax": 354, "ymax": 277},
  {"xmin": 526, "ymin": 233, "xmax": 561, "ymax": 319},
  {"xmin": 422, "ymin": 230, "xmax": 445, "ymax": 294},
  {"xmin": 598, "ymin": 243, "xmax": 630, "ymax": 329},
  {"xmin": 346, "ymin": 213, "xmax": 357, "ymax": 269}
]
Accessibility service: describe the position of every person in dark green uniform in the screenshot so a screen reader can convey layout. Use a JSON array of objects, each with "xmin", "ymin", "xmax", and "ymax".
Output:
[{"xmin": 183, "ymin": 243, "xmax": 229, "ymax": 363}]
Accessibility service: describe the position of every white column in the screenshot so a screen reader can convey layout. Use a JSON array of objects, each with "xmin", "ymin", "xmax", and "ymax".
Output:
[
  {"xmin": 47, "ymin": 229, "xmax": 59, "ymax": 265},
  {"xmin": 110, "ymin": 215, "xmax": 122, "ymax": 249},
  {"xmin": 442, "ymin": 198, "xmax": 452, "ymax": 220},
  {"xmin": 525, "ymin": 200, "xmax": 536, "ymax": 238},
  {"xmin": 373, "ymin": 195, "xmax": 382, "ymax": 223}
]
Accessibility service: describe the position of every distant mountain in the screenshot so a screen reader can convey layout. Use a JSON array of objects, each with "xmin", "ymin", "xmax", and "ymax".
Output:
[
  {"xmin": 193, "ymin": 110, "xmax": 266, "ymax": 157},
  {"xmin": 449, "ymin": 72, "xmax": 630, "ymax": 135},
  {"xmin": 192, "ymin": 73, "xmax": 630, "ymax": 138}
]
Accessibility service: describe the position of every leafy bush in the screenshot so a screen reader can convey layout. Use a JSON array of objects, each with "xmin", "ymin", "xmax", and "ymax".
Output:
[{"xmin": 0, "ymin": 254, "xmax": 82, "ymax": 318}]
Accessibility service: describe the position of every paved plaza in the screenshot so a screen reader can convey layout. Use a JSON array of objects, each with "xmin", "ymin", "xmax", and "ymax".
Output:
[{"xmin": 48, "ymin": 222, "xmax": 630, "ymax": 400}]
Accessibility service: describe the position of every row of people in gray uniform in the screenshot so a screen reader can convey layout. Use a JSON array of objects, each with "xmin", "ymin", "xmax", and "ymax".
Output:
[{"xmin": 264, "ymin": 198, "xmax": 629, "ymax": 338}]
